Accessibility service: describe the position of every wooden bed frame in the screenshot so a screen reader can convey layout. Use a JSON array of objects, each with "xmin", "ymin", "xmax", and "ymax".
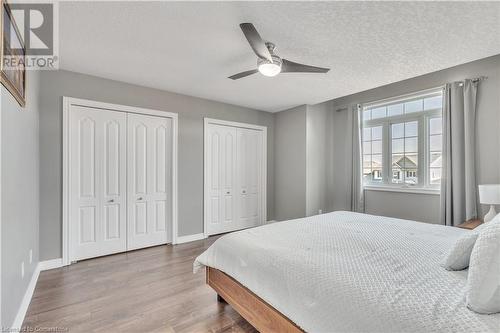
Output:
[{"xmin": 206, "ymin": 267, "xmax": 304, "ymax": 333}]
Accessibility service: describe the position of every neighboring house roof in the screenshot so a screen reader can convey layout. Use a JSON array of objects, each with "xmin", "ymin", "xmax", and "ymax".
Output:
[
  {"xmin": 363, "ymin": 159, "xmax": 382, "ymax": 169},
  {"xmin": 365, "ymin": 154, "xmax": 430, "ymax": 171},
  {"xmin": 392, "ymin": 155, "xmax": 417, "ymax": 169}
]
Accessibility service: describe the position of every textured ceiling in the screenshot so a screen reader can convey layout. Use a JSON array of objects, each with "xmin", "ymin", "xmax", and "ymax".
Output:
[{"xmin": 59, "ymin": 1, "xmax": 500, "ymax": 112}]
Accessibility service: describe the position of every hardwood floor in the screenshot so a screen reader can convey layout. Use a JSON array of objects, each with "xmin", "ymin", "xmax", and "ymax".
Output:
[{"xmin": 23, "ymin": 237, "xmax": 257, "ymax": 333}]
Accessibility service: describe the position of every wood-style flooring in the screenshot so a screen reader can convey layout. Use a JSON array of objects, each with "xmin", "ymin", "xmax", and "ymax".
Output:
[{"xmin": 23, "ymin": 237, "xmax": 257, "ymax": 333}]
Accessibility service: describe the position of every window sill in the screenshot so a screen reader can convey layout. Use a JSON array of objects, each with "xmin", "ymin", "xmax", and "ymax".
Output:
[{"xmin": 363, "ymin": 185, "xmax": 440, "ymax": 195}]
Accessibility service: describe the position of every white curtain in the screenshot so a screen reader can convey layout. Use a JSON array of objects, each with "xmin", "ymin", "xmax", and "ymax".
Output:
[
  {"xmin": 441, "ymin": 80, "xmax": 479, "ymax": 226},
  {"xmin": 350, "ymin": 104, "xmax": 364, "ymax": 212}
]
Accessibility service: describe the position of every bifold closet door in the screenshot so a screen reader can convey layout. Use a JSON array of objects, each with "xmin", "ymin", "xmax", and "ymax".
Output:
[
  {"xmin": 206, "ymin": 124, "xmax": 238, "ymax": 235},
  {"xmin": 237, "ymin": 127, "xmax": 263, "ymax": 230},
  {"xmin": 206, "ymin": 123, "xmax": 264, "ymax": 236},
  {"xmin": 70, "ymin": 106, "xmax": 127, "ymax": 261},
  {"xmin": 127, "ymin": 113, "xmax": 173, "ymax": 250}
]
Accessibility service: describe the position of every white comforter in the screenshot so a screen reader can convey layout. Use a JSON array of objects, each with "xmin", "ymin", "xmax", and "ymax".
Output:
[{"xmin": 194, "ymin": 211, "xmax": 500, "ymax": 333}]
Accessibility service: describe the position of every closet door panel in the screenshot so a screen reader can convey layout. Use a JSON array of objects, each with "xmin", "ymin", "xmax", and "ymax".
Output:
[
  {"xmin": 206, "ymin": 124, "xmax": 237, "ymax": 235},
  {"xmin": 128, "ymin": 118, "xmax": 148, "ymax": 245},
  {"xmin": 79, "ymin": 117, "xmax": 96, "ymax": 199},
  {"xmin": 134, "ymin": 123, "xmax": 148, "ymax": 195},
  {"xmin": 70, "ymin": 106, "xmax": 127, "ymax": 261},
  {"xmin": 104, "ymin": 204, "xmax": 120, "ymax": 240},
  {"xmin": 104, "ymin": 121, "xmax": 120, "ymax": 196},
  {"xmin": 74, "ymin": 115, "xmax": 98, "ymax": 249},
  {"xmin": 237, "ymin": 128, "xmax": 262, "ymax": 229},
  {"xmin": 79, "ymin": 206, "xmax": 96, "ymax": 243},
  {"xmin": 155, "ymin": 201, "xmax": 167, "ymax": 231},
  {"xmin": 154, "ymin": 125, "xmax": 167, "ymax": 193},
  {"xmin": 223, "ymin": 130, "xmax": 236, "ymax": 224},
  {"xmin": 128, "ymin": 113, "xmax": 172, "ymax": 250},
  {"xmin": 209, "ymin": 130, "xmax": 221, "ymax": 226},
  {"xmin": 71, "ymin": 109, "xmax": 100, "ymax": 257},
  {"xmin": 101, "ymin": 114, "xmax": 127, "ymax": 245},
  {"xmin": 134, "ymin": 202, "xmax": 148, "ymax": 234},
  {"xmin": 149, "ymin": 119, "xmax": 172, "ymax": 236}
]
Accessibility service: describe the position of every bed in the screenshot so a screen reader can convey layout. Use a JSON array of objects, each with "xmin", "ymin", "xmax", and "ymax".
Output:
[{"xmin": 194, "ymin": 211, "xmax": 500, "ymax": 332}]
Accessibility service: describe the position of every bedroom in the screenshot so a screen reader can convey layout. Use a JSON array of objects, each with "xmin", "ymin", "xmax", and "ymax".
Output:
[{"xmin": 1, "ymin": 1, "xmax": 500, "ymax": 332}]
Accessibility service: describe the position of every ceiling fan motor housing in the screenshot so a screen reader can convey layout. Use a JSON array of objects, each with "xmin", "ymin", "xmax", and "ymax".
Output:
[
  {"xmin": 257, "ymin": 42, "xmax": 282, "ymax": 67},
  {"xmin": 257, "ymin": 54, "xmax": 282, "ymax": 68}
]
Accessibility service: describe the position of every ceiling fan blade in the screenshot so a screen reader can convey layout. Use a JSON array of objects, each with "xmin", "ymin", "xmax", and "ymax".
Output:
[
  {"xmin": 228, "ymin": 69, "xmax": 259, "ymax": 80},
  {"xmin": 281, "ymin": 59, "xmax": 330, "ymax": 73},
  {"xmin": 239, "ymin": 23, "xmax": 272, "ymax": 62}
]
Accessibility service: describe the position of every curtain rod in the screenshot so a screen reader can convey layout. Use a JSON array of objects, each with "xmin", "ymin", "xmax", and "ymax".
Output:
[
  {"xmin": 335, "ymin": 75, "xmax": 488, "ymax": 112},
  {"xmin": 455, "ymin": 76, "xmax": 487, "ymax": 85},
  {"xmin": 469, "ymin": 75, "xmax": 487, "ymax": 82}
]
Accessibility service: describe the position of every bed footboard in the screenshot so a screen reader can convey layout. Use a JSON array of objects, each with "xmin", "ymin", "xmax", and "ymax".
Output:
[{"xmin": 206, "ymin": 267, "xmax": 303, "ymax": 333}]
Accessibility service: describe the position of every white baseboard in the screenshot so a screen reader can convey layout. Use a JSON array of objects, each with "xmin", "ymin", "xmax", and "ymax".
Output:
[
  {"xmin": 39, "ymin": 258, "xmax": 63, "ymax": 271},
  {"xmin": 11, "ymin": 258, "xmax": 63, "ymax": 329},
  {"xmin": 175, "ymin": 233, "xmax": 206, "ymax": 244},
  {"xmin": 266, "ymin": 220, "xmax": 277, "ymax": 223},
  {"xmin": 11, "ymin": 263, "xmax": 40, "ymax": 330}
]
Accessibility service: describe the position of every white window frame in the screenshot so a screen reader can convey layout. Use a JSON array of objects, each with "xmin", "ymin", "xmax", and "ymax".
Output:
[{"xmin": 362, "ymin": 88, "xmax": 443, "ymax": 194}]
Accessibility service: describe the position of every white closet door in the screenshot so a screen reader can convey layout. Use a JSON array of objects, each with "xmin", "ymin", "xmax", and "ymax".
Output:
[
  {"xmin": 206, "ymin": 124, "xmax": 237, "ymax": 235},
  {"xmin": 127, "ymin": 113, "xmax": 172, "ymax": 250},
  {"xmin": 70, "ymin": 106, "xmax": 127, "ymax": 261},
  {"xmin": 237, "ymin": 128, "xmax": 263, "ymax": 229}
]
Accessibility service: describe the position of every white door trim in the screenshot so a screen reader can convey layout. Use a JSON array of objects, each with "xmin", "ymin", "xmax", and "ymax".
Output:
[
  {"xmin": 62, "ymin": 97, "xmax": 178, "ymax": 266},
  {"xmin": 203, "ymin": 118, "xmax": 267, "ymax": 238},
  {"xmin": 204, "ymin": 118, "xmax": 267, "ymax": 132}
]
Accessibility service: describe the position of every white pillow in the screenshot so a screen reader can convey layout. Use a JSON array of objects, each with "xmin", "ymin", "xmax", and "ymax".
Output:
[
  {"xmin": 465, "ymin": 219, "xmax": 500, "ymax": 314},
  {"xmin": 475, "ymin": 212, "xmax": 500, "ymax": 233},
  {"xmin": 441, "ymin": 232, "xmax": 479, "ymax": 270},
  {"xmin": 442, "ymin": 215, "xmax": 500, "ymax": 271}
]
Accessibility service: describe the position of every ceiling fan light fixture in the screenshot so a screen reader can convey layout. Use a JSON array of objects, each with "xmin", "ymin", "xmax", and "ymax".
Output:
[
  {"xmin": 258, "ymin": 62, "xmax": 281, "ymax": 77},
  {"xmin": 228, "ymin": 23, "xmax": 330, "ymax": 80}
]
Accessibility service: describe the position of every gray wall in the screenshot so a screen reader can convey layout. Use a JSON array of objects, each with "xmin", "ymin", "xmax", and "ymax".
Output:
[
  {"xmin": 330, "ymin": 54, "xmax": 500, "ymax": 223},
  {"xmin": 39, "ymin": 70, "xmax": 275, "ymax": 260},
  {"xmin": 274, "ymin": 102, "xmax": 333, "ymax": 220},
  {"xmin": 306, "ymin": 102, "xmax": 331, "ymax": 216},
  {"xmin": 364, "ymin": 191, "xmax": 441, "ymax": 223},
  {"xmin": 2, "ymin": 72, "xmax": 41, "ymax": 327},
  {"xmin": 274, "ymin": 105, "xmax": 307, "ymax": 221}
]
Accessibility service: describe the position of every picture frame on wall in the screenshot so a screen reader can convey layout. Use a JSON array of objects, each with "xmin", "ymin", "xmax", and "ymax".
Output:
[{"xmin": 1, "ymin": 0, "xmax": 26, "ymax": 107}]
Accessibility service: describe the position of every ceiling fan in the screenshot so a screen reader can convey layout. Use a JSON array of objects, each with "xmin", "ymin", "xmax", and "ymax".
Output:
[{"xmin": 229, "ymin": 23, "xmax": 330, "ymax": 80}]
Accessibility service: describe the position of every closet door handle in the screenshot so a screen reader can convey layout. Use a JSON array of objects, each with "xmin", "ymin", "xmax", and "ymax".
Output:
[
  {"xmin": 138, "ymin": 197, "xmax": 144, "ymax": 201},
  {"xmin": 226, "ymin": 191, "xmax": 230, "ymax": 194},
  {"xmin": 242, "ymin": 190, "xmax": 246, "ymax": 194},
  {"xmin": 108, "ymin": 199, "xmax": 115, "ymax": 203}
]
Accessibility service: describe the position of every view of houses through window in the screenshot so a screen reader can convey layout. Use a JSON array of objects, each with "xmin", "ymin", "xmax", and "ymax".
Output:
[{"xmin": 362, "ymin": 89, "xmax": 443, "ymax": 188}]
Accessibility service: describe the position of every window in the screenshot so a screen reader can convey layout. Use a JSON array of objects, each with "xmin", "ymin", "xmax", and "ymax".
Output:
[
  {"xmin": 362, "ymin": 126, "xmax": 383, "ymax": 183},
  {"xmin": 362, "ymin": 89, "xmax": 443, "ymax": 189}
]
